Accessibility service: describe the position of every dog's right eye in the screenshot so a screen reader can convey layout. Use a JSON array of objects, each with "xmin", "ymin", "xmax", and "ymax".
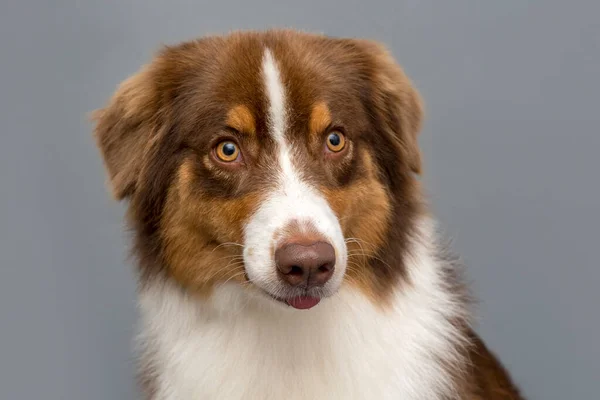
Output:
[
  {"xmin": 215, "ymin": 141, "xmax": 240, "ymax": 162},
  {"xmin": 325, "ymin": 131, "xmax": 346, "ymax": 153}
]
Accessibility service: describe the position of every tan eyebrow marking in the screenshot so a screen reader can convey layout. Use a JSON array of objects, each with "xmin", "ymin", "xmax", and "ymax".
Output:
[
  {"xmin": 226, "ymin": 105, "xmax": 256, "ymax": 135},
  {"xmin": 309, "ymin": 101, "xmax": 332, "ymax": 136}
]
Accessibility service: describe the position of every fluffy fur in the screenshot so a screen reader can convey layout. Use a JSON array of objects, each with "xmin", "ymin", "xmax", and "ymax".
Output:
[
  {"xmin": 138, "ymin": 219, "xmax": 467, "ymax": 399},
  {"xmin": 93, "ymin": 29, "xmax": 522, "ymax": 399}
]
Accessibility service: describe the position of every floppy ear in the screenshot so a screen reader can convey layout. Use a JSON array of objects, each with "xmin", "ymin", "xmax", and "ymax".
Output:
[
  {"xmin": 91, "ymin": 65, "xmax": 160, "ymax": 200},
  {"xmin": 355, "ymin": 40, "xmax": 424, "ymax": 175}
]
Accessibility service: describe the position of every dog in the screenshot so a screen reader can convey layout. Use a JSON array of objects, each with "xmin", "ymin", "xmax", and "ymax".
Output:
[{"xmin": 92, "ymin": 29, "xmax": 523, "ymax": 399}]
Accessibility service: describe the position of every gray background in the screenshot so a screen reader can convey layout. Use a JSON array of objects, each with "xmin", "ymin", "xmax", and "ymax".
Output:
[{"xmin": 1, "ymin": 0, "xmax": 598, "ymax": 398}]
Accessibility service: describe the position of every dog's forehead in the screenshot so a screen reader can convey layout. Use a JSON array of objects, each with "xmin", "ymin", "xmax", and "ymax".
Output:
[{"xmin": 176, "ymin": 33, "xmax": 367, "ymax": 139}]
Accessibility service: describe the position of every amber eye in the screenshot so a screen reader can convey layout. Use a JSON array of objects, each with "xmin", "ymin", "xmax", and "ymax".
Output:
[
  {"xmin": 215, "ymin": 141, "xmax": 240, "ymax": 162},
  {"xmin": 326, "ymin": 131, "xmax": 346, "ymax": 152}
]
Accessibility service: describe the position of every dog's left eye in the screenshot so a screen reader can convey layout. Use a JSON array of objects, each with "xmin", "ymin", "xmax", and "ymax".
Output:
[
  {"xmin": 326, "ymin": 131, "xmax": 346, "ymax": 153},
  {"xmin": 215, "ymin": 141, "xmax": 240, "ymax": 162}
]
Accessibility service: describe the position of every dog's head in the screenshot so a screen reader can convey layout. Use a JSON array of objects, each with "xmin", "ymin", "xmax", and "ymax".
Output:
[{"xmin": 93, "ymin": 30, "xmax": 424, "ymax": 309}]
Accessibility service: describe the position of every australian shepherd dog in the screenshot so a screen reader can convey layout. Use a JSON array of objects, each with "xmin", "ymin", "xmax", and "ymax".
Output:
[{"xmin": 93, "ymin": 29, "xmax": 522, "ymax": 399}]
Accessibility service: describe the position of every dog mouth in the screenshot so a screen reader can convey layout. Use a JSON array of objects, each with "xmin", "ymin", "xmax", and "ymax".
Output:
[
  {"xmin": 241, "ymin": 271, "xmax": 325, "ymax": 310},
  {"xmin": 262, "ymin": 286, "xmax": 329, "ymax": 310},
  {"xmin": 269, "ymin": 293, "xmax": 322, "ymax": 310}
]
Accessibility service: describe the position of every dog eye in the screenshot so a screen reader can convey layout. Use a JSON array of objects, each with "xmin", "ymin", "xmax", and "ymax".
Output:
[
  {"xmin": 215, "ymin": 141, "xmax": 240, "ymax": 162},
  {"xmin": 326, "ymin": 131, "xmax": 346, "ymax": 152}
]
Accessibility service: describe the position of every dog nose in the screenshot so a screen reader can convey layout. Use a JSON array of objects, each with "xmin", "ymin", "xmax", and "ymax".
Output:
[{"xmin": 275, "ymin": 241, "xmax": 335, "ymax": 288}]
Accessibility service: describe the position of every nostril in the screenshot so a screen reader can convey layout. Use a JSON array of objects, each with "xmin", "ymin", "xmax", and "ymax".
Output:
[
  {"xmin": 318, "ymin": 264, "xmax": 331, "ymax": 274},
  {"xmin": 289, "ymin": 265, "xmax": 304, "ymax": 276}
]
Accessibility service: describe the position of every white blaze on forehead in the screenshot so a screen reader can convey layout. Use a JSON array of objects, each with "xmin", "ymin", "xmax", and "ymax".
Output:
[
  {"xmin": 262, "ymin": 49, "xmax": 286, "ymax": 142},
  {"xmin": 241, "ymin": 47, "xmax": 347, "ymax": 298},
  {"xmin": 261, "ymin": 49, "xmax": 308, "ymax": 198}
]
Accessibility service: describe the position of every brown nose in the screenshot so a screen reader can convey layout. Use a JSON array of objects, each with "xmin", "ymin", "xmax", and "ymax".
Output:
[{"xmin": 275, "ymin": 241, "xmax": 336, "ymax": 288}]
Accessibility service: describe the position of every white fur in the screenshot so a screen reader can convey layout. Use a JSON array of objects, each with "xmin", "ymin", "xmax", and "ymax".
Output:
[
  {"xmin": 138, "ymin": 218, "xmax": 468, "ymax": 400},
  {"xmin": 243, "ymin": 48, "xmax": 347, "ymax": 299}
]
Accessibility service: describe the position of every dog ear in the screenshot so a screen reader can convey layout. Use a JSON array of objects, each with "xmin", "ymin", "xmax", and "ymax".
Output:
[
  {"xmin": 354, "ymin": 40, "xmax": 424, "ymax": 175},
  {"xmin": 91, "ymin": 64, "xmax": 161, "ymax": 200}
]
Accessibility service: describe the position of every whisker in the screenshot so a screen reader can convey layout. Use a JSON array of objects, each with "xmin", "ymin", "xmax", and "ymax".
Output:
[
  {"xmin": 211, "ymin": 242, "xmax": 245, "ymax": 253},
  {"xmin": 203, "ymin": 260, "xmax": 246, "ymax": 283},
  {"xmin": 344, "ymin": 237, "xmax": 394, "ymax": 271},
  {"xmin": 221, "ymin": 271, "xmax": 248, "ymax": 286}
]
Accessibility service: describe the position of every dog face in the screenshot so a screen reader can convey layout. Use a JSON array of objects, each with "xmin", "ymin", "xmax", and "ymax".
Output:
[{"xmin": 93, "ymin": 30, "xmax": 423, "ymax": 309}]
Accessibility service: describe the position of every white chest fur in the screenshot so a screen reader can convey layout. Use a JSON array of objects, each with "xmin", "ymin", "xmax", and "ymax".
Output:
[{"xmin": 138, "ymin": 230, "xmax": 468, "ymax": 400}]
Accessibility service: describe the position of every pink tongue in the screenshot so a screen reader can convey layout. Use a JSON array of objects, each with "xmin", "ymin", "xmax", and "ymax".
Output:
[{"xmin": 286, "ymin": 296, "xmax": 320, "ymax": 310}]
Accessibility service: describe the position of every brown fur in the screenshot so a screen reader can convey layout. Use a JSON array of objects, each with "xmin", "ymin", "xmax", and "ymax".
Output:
[
  {"xmin": 309, "ymin": 101, "xmax": 332, "ymax": 137},
  {"xmin": 226, "ymin": 105, "xmax": 257, "ymax": 136},
  {"xmin": 457, "ymin": 330, "xmax": 524, "ymax": 399},
  {"xmin": 92, "ymin": 29, "xmax": 522, "ymax": 399}
]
